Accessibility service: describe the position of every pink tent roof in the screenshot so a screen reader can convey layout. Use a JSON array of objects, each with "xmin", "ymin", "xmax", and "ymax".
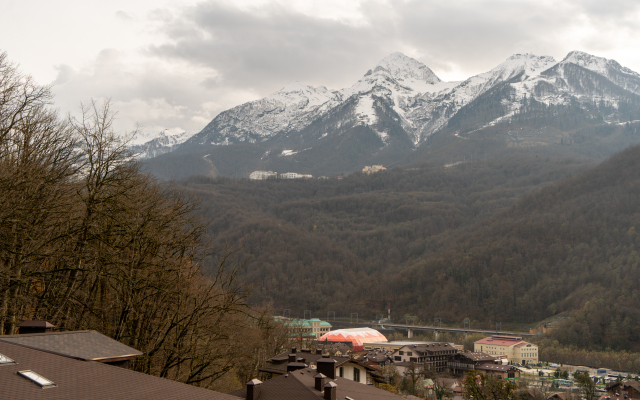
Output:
[{"xmin": 317, "ymin": 328, "xmax": 388, "ymax": 349}]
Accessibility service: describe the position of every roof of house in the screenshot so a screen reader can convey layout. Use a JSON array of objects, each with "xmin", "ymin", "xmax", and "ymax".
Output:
[
  {"xmin": 607, "ymin": 379, "xmax": 640, "ymax": 393},
  {"xmin": 259, "ymin": 351, "xmax": 349, "ymax": 375},
  {"xmin": 231, "ymin": 368, "xmax": 403, "ymax": 400},
  {"xmin": 548, "ymin": 393, "xmax": 573, "ymax": 400},
  {"xmin": 474, "ymin": 336, "xmax": 530, "ymax": 347},
  {"xmin": 0, "ymin": 330, "xmax": 143, "ymax": 362},
  {"xmin": 357, "ymin": 350, "xmax": 393, "ymax": 363},
  {"xmin": 475, "ymin": 364, "xmax": 520, "ymax": 372},
  {"xmin": 394, "ymin": 342, "xmax": 455, "ymax": 355},
  {"xmin": 456, "ymin": 351, "xmax": 496, "ymax": 363},
  {"xmin": 0, "ymin": 340, "xmax": 238, "ymax": 400}
]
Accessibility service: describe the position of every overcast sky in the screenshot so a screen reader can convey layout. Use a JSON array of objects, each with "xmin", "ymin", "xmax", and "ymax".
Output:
[{"xmin": 2, "ymin": 0, "xmax": 640, "ymax": 136}]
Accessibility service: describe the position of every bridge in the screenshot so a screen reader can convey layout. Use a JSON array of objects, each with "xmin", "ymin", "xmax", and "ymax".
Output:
[{"xmin": 372, "ymin": 323, "xmax": 537, "ymax": 339}]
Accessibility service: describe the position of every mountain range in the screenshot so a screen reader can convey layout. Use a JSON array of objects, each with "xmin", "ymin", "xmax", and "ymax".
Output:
[{"xmin": 138, "ymin": 51, "xmax": 640, "ymax": 179}]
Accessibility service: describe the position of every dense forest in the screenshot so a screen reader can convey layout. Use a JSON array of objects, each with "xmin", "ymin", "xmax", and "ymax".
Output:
[
  {"xmin": 180, "ymin": 151, "xmax": 591, "ymax": 317},
  {"xmin": 181, "ymin": 139, "xmax": 640, "ymax": 352}
]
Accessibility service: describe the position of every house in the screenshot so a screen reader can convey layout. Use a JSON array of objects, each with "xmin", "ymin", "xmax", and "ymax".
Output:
[
  {"xmin": 230, "ymin": 358, "xmax": 404, "ymax": 400},
  {"xmin": 323, "ymin": 342, "xmax": 352, "ymax": 356},
  {"xmin": 336, "ymin": 359, "xmax": 383, "ymax": 385},
  {"xmin": 474, "ymin": 335, "xmax": 539, "ymax": 364},
  {"xmin": 0, "ymin": 330, "xmax": 236, "ymax": 400},
  {"xmin": 390, "ymin": 342, "xmax": 457, "ymax": 373},
  {"xmin": 474, "ymin": 363, "xmax": 521, "ymax": 379},
  {"xmin": 447, "ymin": 351, "xmax": 496, "ymax": 375},
  {"xmin": 355, "ymin": 349, "xmax": 394, "ymax": 367},
  {"xmin": 547, "ymin": 393, "xmax": 573, "ymax": 400},
  {"xmin": 607, "ymin": 380, "xmax": 640, "ymax": 399},
  {"xmin": 258, "ymin": 347, "xmax": 348, "ymax": 380}
]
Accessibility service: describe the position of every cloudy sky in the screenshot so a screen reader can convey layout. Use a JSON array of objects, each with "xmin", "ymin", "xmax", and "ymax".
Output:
[{"xmin": 2, "ymin": 0, "xmax": 640, "ymax": 136}]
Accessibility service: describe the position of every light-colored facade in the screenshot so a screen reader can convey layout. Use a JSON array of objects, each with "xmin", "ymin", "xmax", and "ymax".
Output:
[
  {"xmin": 473, "ymin": 335, "xmax": 538, "ymax": 364},
  {"xmin": 249, "ymin": 170, "xmax": 277, "ymax": 180},
  {"xmin": 280, "ymin": 172, "xmax": 313, "ymax": 179},
  {"xmin": 337, "ymin": 360, "xmax": 374, "ymax": 385},
  {"xmin": 362, "ymin": 165, "xmax": 386, "ymax": 174},
  {"xmin": 285, "ymin": 318, "xmax": 332, "ymax": 338}
]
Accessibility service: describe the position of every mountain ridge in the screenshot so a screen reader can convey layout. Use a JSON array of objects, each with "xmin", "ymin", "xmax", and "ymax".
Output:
[{"xmin": 142, "ymin": 50, "xmax": 640, "ymax": 179}]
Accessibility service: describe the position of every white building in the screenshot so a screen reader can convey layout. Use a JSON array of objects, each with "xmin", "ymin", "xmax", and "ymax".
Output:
[
  {"xmin": 280, "ymin": 172, "xmax": 313, "ymax": 179},
  {"xmin": 362, "ymin": 165, "xmax": 386, "ymax": 174},
  {"xmin": 337, "ymin": 360, "xmax": 376, "ymax": 385},
  {"xmin": 249, "ymin": 170, "xmax": 277, "ymax": 180}
]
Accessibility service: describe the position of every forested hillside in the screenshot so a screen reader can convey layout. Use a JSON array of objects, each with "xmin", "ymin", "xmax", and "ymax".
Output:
[
  {"xmin": 184, "ymin": 143, "xmax": 640, "ymax": 352},
  {"xmin": 180, "ymin": 150, "xmax": 590, "ymax": 317}
]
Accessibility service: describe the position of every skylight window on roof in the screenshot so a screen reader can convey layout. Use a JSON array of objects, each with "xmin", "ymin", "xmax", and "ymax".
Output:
[
  {"xmin": 17, "ymin": 370, "xmax": 56, "ymax": 388},
  {"xmin": 0, "ymin": 353, "xmax": 16, "ymax": 365}
]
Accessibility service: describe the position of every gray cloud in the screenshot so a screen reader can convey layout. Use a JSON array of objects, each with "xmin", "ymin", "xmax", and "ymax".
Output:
[{"xmin": 49, "ymin": 0, "xmax": 640, "ymax": 136}]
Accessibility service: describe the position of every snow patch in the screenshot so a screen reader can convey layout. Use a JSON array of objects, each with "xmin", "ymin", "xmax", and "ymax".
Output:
[{"xmin": 354, "ymin": 96, "xmax": 378, "ymax": 125}]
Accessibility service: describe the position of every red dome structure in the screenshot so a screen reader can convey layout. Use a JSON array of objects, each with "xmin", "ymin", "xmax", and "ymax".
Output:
[{"xmin": 317, "ymin": 328, "xmax": 388, "ymax": 351}]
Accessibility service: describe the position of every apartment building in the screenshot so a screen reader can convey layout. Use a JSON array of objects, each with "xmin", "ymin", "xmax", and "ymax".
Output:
[{"xmin": 474, "ymin": 335, "xmax": 538, "ymax": 364}]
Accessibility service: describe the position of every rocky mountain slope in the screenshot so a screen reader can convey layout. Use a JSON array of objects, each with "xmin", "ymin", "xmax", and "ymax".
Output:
[
  {"xmin": 144, "ymin": 51, "xmax": 640, "ymax": 179},
  {"xmin": 130, "ymin": 130, "xmax": 194, "ymax": 159}
]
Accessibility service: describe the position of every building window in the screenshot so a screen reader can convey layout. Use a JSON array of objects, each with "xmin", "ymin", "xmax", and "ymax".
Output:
[
  {"xmin": 394, "ymin": 356, "xmax": 401, "ymax": 361},
  {"xmin": 408, "ymin": 352, "xmax": 413, "ymax": 356},
  {"xmin": 339, "ymin": 367, "xmax": 344, "ymax": 378},
  {"xmin": 354, "ymin": 368, "xmax": 360, "ymax": 383},
  {"xmin": 399, "ymin": 351, "xmax": 404, "ymax": 355}
]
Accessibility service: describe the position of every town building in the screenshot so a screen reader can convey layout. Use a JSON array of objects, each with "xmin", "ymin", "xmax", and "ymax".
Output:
[
  {"xmin": 391, "ymin": 342, "xmax": 457, "ymax": 373},
  {"xmin": 473, "ymin": 335, "xmax": 539, "ymax": 364},
  {"xmin": 607, "ymin": 380, "xmax": 640, "ymax": 399},
  {"xmin": 284, "ymin": 318, "xmax": 332, "ymax": 339},
  {"xmin": 363, "ymin": 341, "xmax": 462, "ymax": 351},
  {"xmin": 362, "ymin": 165, "xmax": 386, "ymax": 174},
  {"xmin": 474, "ymin": 364, "xmax": 521, "ymax": 379},
  {"xmin": 447, "ymin": 351, "xmax": 496, "ymax": 375},
  {"xmin": 322, "ymin": 342, "xmax": 352, "ymax": 356},
  {"xmin": 336, "ymin": 359, "xmax": 381, "ymax": 385},
  {"xmin": 249, "ymin": 170, "xmax": 278, "ymax": 180},
  {"xmin": 280, "ymin": 172, "xmax": 313, "ymax": 179},
  {"xmin": 258, "ymin": 348, "xmax": 348, "ymax": 380},
  {"xmin": 355, "ymin": 349, "xmax": 394, "ymax": 367}
]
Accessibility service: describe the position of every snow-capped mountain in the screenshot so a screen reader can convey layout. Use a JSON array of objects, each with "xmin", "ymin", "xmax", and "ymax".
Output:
[
  {"xmin": 130, "ymin": 130, "xmax": 194, "ymax": 159},
  {"xmin": 146, "ymin": 50, "xmax": 640, "ymax": 179}
]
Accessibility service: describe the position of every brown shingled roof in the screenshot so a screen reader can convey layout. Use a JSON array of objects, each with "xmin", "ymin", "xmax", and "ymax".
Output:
[
  {"xmin": 231, "ymin": 368, "xmax": 404, "ymax": 400},
  {"xmin": 0, "ymin": 341, "xmax": 238, "ymax": 400},
  {"xmin": 0, "ymin": 330, "xmax": 142, "ymax": 362}
]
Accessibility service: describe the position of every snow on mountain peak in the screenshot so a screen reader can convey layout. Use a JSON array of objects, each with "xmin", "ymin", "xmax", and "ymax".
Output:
[
  {"xmin": 496, "ymin": 53, "xmax": 557, "ymax": 77},
  {"xmin": 562, "ymin": 50, "xmax": 617, "ymax": 75},
  {"xmin": 267, "ymin": 81, "xmax": 335, "ymax": 107},
  {"xmin": 375, "ymin": 52, "xmax": 441, "ymax": 84}
]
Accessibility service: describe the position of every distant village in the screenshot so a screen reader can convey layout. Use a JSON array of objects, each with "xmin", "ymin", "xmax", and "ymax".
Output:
[
  {"xmin": 2, "ymin": 317, "xmax": 637, "ymax": 400},
  {"xmin": 249, "ymin": 165, "xmax": 386, "ymax": 180}
]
